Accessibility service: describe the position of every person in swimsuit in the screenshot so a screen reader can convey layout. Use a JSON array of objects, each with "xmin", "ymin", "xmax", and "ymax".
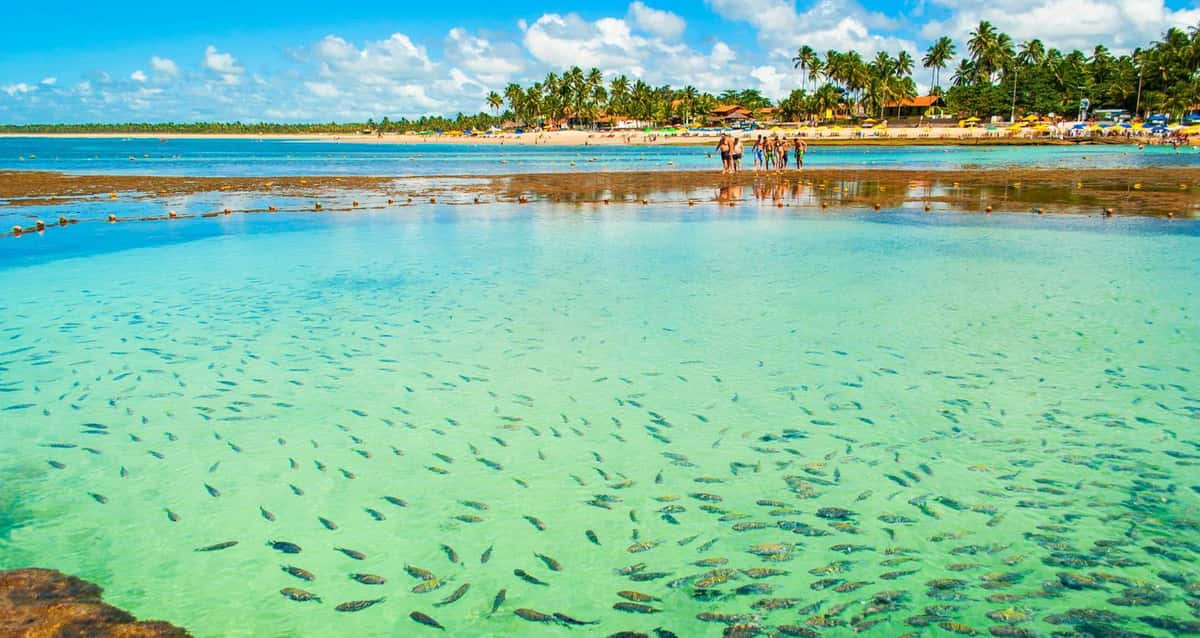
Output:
[
  {"xmin": 731, "ymin": 137, "xmax": 743, "ymax": 172},
  {"xmin": 753, "ymin": 136, "xmax": 765, "ymax": 171},
  {"xmin": 793, "ymin": 137, "xmax": 807, "ymax": 169},
  {"xmin": 715, "ymin": 134, "xmax": 732, "ymax": 173}
]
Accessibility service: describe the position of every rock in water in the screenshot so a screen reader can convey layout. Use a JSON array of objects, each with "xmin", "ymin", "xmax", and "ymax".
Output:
[{"xmin": 0, "ymin": 568, "xmax": 191, "ymax": 636}]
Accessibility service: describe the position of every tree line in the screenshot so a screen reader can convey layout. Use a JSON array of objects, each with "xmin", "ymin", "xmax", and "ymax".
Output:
[{"xmin": 1, "ymin": 23, "xmax": 1196, "ymax": 133}]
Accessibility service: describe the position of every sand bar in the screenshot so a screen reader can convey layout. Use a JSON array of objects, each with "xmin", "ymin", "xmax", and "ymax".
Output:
[{"xmin": 2, "ymin": 168, "xmax": 1197, "ymax": 222}]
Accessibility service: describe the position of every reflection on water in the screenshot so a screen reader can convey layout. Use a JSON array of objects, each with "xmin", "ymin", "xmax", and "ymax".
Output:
[{"xmin": 1, "ymin": 203, "xmax": 1199, "ymax": 637}]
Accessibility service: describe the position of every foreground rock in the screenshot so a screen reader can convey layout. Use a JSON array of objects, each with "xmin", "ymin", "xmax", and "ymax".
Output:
[{"xmin": 0, "ymin": 568, "xmax": 190, "ymax": 637}]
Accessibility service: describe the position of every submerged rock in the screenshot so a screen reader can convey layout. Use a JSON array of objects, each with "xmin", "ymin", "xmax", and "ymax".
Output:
[{"xmin": 0, "ymin": 568, "xmax": 190, "ymax": 637}]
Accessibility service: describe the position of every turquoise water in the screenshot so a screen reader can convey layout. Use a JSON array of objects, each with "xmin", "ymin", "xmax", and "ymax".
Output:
[
  {"xmin": 1, "ymin": 205, "xmax": 1199, "ymax": 638},
  {"xmin": 1, "ymin": 136, "xmax": 1198, "ymax": 175}
]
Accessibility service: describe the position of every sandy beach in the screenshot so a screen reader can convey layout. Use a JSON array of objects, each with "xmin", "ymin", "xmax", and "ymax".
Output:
[{"xmin": 0, "ymin": 128, "xmax": 1172, "ymax": 147}]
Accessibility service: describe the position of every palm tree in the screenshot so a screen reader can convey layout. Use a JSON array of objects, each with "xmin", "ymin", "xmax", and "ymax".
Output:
[
  {"xmin": 503, "ymin": 84, "xmax": 524, "ymax": 124},
  {"xmin": 608, "ymin": 75, "xmax": 630, "ymax": 117},
  {"xmin": 968, "ymin": 21, "xmax": 999, "ymax": 80},
  {"xmin": 812, "ymin": 83, "xmax": 842, "ymax": 122},
  {"xmin": 680, "ymin": 85, "xmax": 698, "ymax": 124},
  {"xmin": 923, "ymin": 36, "xmax": 956, "ymax": 92},
  {"xmin": 486, "ymin": 91, "xmax": 503, "ymax": 116},
  {"xmin": 1017, "ymin": 39, "xmax": 1045, "ymax": 66},
  {"xmin": 951, "ymin": 59, "xmax": 975, "ymax": 87},
  {"xmin": 792, "ymin": 45, "xmax": 819, "ymax": 91},
  {"xmin": 896, "ymin": 51, "xmax": 915, "ymax": 78}
]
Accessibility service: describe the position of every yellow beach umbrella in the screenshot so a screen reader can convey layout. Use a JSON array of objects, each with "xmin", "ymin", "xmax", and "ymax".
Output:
[{"xmin": 1022, "ymin": 114, "xmax": 1039, "ymax": 122}]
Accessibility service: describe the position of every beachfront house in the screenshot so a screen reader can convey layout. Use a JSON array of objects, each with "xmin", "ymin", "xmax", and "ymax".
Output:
[
  {"xmin": 882, "ymin": 95, "xmax": 946, "ymax": 118},
  {"xmin": 710, "ymin": 104, "xmax": 755, "ymax": 126}
]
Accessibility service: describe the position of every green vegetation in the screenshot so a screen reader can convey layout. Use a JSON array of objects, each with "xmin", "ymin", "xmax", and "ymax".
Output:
[{"xmin": 1, "ymin": 23, "xmax": 1197, "ymax": 133}]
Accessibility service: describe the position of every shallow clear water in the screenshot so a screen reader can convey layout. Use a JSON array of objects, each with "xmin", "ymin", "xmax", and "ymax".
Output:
[
  {"xmin": 1, "ymin": 205, "xmax": 1199, "ymax": 637},
  {"xmin": 1, "ymin": 136, "xmax": 1198, "ymax": 175}
]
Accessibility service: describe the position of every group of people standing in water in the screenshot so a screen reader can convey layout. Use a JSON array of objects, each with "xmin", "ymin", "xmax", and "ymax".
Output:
[{"xmin": 715, "ymin": 133, "xmax": 807, "ymax": 174}]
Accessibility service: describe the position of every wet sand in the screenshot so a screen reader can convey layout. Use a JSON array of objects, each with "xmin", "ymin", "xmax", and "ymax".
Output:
[{"xmin": 1, "ymin": 167, "xmax": 1198, "ymax": 235}]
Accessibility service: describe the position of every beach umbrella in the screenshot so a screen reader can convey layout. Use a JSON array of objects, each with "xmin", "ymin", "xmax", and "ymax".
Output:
[
  {"xmin": 965, "ymin": 116, "xmax": 981, "ymax": 122},
  {"xmin": 1022, "ymin": 114, "xmax": 1039, "ymax": 122}
]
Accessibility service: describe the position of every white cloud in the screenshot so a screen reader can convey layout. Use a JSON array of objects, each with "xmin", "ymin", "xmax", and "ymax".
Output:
[
  {"xmin": 131, "ymin": 70, "xmax": 148, "ymax": 82},
  {"xmin": 151, "ymin": 56, "xmax": 179, "ymax": 77},
  {"xmin": 41, "ymin": 77, "xmax": 57, "ymax": 86},
  {"xmin": 751, "ymin": 65, "xmax": 790, "ymax": 99},
  {"xmin": 711, "ymin": 42, "xmax": 737, "ymax": 66},
  {"xmin": 204, "ymin": 45, "xmax": 244, "ymax": 84},
  {"xmin": 921, "ymin": 0, "xmax": 1200, "ymax": 52},
  {"xmin": 3, "ymin": 83, "xmax": 34, "ymax": 96},
  {"xmin": 521, "ymin": 12, "xmax": 779, "ymax": 97},
  {"xmin": 305, "ymin": 81, "xmax": 339, "ymax": 97},
  {"xmin": 444, "ymin": 28, "xmax": 524, "ymax": 85},
  {"xmin": 706, "ymin": 0, "xmax": 914, "ymax": 56},
  {"xmin": 628, "ymin": 2, "xmax": 686, "ymax": 40},
  {"xmin": 297, "ymin": 32, "xmax": 463, "ymax": 117},
  {"xmin": 315, "ymin": 33, "xmax": 433, "ymax": 80}
]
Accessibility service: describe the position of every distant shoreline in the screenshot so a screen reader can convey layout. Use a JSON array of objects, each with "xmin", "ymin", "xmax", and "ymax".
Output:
[{"xmin": 0, "ymin": 130, "xmax": 1160, "ymax": 147}]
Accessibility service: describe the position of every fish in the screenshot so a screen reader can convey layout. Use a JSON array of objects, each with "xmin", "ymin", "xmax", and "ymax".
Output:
[
  {"xmin": 382, "ymin": 496, "xmax": 408, "ymax": 507},
  {"xmin": 204, "ymin": 483, "xmax": 221, "ymax": 497},
  {"xmin": 434, "ymin": 583, "xmax": 469, "ymax": 606},
  {"xmin": 260, "ymin": 506, "xmax": 276, "ymax": 522},
  {"xmin": 88, "ymin": 492, "xmax": 108, "ymax": 504},
  {"xmin": 280, "ymin": 587, "xmax": 321, "ymax": 603},
  {"xmin": 440, "ymin": 544, "xmax": 460, "ymax": 564},
  {"xmin": 523, "ymin": 515, "xmax": 546, "ymax": 531},
  {"xmin": 488, "ymin": 589, "xmax": 507, "ymax": 616},
  {"xmin": 195, "ymin": 541, "xmax": 238, "ymax": 552},
  {"xmin": 335, "ymin": 598, "xmax": 384, "ymax": 612},
  {"xmin": 334, "ymin": 547, "xmax": 366, "ymax": 560},
  {"xmin": 614, "ymin": 602, "xmax": 661, "ymax": 614},
  {"xmin": 409, "ymin": 611, "xmax": 445, "ymax": 630},
  {"xmin": 282, "ymin": 566, "xmax": 315, "ymax": 581},
  {"xmin": 481, "ymin": 545, "xmax": 493, "ymax": 564},
  {"xmin": 534, "ymin": 553, "xmax": 562, "ymax": 571},
  {"xmin": 413, "ymin": 578, "xmax": 448, "ymax": 594},
  {"xmin": 514, "ymin": 569, "xmax": 549, "ymax": 586},
  {"xmin": 267, "ymin": 540, "xmax": 301, "ymax": 554},
  {"xmin": 586, "ymin": 530, "xmax": 601, "ymax": 545},
  {"xmin": 318, "ymin": 516, "xmax": 337, "ymax": 530},
  {"xmin": 515, "ymin": 608, "xmax": 556, "ymax": 622},
  {"xmin": 406, "ymin": 565, "xmax": 435, "ymax": 580},
  {"xmin": 350, "ymin": 573, "xmax": 385, "ymax": 585}
]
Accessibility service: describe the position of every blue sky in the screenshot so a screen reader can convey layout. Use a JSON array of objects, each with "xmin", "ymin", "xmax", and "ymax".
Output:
[{"xmin": 2, "ymin": 0, "xmax": 1197, "ymax": 122}]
